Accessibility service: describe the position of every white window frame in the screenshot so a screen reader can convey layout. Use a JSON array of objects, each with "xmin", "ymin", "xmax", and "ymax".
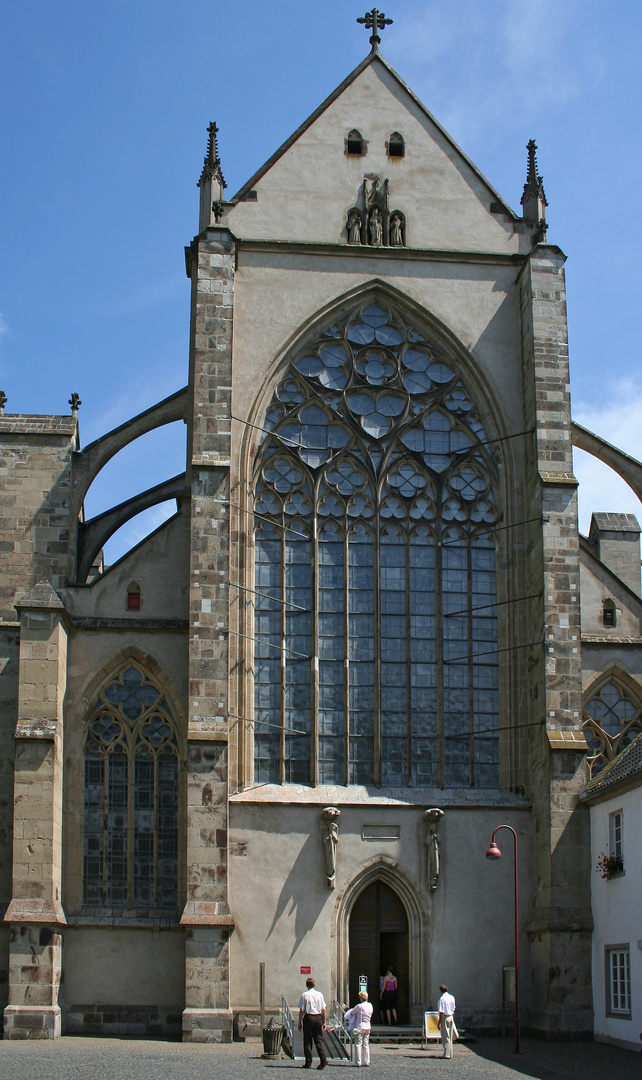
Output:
[
  {"xmin": 609, "ymin": 809, "xmax": 623, "ymax": 862},
  {"xmin": 606, "ymin": 946, "xmax": 631, "ymax": 1017}
]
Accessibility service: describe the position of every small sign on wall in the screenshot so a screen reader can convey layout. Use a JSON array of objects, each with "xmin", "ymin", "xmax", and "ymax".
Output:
[
  {"xmin": 502, "ymin": 965, "xmax": 515, "ymax": 1004},
  {"xmin": 359, "ymin": 975, "xmax": 368, "ymax": 994},
  {"xmin": 301, "ymin": 966, "xmax": 311, "ymax": 974}
]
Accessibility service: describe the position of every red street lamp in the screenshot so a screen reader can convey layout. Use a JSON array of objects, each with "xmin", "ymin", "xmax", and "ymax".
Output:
[{"xmin": 485, "ymin": 825, "xmax": 520, "ymax": 1054}]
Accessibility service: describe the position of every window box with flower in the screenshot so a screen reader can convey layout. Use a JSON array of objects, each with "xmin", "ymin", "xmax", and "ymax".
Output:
[{"xmin": 595, "ymin": 851, "xmax": 624, "ymax": 879}]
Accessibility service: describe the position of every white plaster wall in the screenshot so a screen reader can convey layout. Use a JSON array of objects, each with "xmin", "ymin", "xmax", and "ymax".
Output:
[
  {"xmin": 228, "ymin": 800, "xmax": 531, "ymax": 1023},
  {"xmin": 579, "ymin": 551, "xmax": 642, "ymax": 641},
  {"xmin": 61, "ymin": 512, "xmax": 190, "ymax": 621},
  {"xmin": 230, "ymin": 254, "xmax": 524, "ymax": 442},
  {"xmin": 61, "ymin": 928, "xmax": 185, "ymax": 1006},
  {"xmin": 581, "ymin": 646, "xmax": 642, "ymax": 693},
  {"xmin": 225, "ymin": 61, "xmax": 529, "ymax": 255},
  {"xmin": 590, "ymin": 786, "xmax": 642, "ymax": 1052}
]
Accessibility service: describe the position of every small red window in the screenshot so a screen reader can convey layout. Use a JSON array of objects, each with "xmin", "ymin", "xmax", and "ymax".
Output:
[{"xmin": 127, "ymin": 583, "xmax": 141, "ymax": 611}]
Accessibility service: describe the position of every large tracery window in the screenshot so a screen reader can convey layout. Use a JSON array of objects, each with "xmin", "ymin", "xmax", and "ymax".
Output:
[
  {"xmin": 583, "ymin": 677, "xmax": 642, "ymax": 778},
  {"xmin": 83, "ymin": 664, "xmax": 179, "ymax": 910},
  {"xmin": 253, "ymin": 301, "xmax": 501, "ymax": 788}
]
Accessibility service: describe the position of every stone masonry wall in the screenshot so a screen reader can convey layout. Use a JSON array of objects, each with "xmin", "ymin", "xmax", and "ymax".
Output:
[
  {"xmin": 0, "ymin": 417, "xmax": 77, "ymax": 621},
  {"xmin": 519, "ymin": 246, "xmax": 592, "ymax": 1038},
  {"xmin": 181, "ymin": 228, "xmax": 235, "ymax": 1042}
]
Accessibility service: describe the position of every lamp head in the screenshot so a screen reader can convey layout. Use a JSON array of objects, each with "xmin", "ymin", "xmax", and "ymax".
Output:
[{"xmin": 486, "ymin": 841, "xmax": 502, "ymax": 860}]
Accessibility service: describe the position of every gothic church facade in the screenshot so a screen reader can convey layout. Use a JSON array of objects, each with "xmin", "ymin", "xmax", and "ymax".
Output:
[{"xmin": 1, "ymin": 35, "xmax": 642, "ymax": 1043}]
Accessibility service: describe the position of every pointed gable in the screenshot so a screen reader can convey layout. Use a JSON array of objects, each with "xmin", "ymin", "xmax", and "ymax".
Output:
[{"xmin": 222, "ymin": 53, "xmax": 533, "ymax": 255}]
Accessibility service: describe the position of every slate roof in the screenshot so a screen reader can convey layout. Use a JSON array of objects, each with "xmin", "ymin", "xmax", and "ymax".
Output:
[
  {"xmin": 583, "ymin": 731, "xmax": 642, "ymax": 801},
  {"xmin": 590, "ymin": 512, "xmax": 640, "ymax": 535}
]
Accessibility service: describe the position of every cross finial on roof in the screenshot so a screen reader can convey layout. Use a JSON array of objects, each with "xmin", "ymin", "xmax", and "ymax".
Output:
[{"xmin": 357, "ymin": 8, "xmax": 393, "ymax": 48}]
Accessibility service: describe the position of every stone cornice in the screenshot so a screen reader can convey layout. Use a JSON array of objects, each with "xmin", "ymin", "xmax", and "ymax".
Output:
[
  {"xmin": 66, "ymin": 617, "xmax": 188, "ymax": 632},
  {"xmin": 235, "ymin": 237, "xmax": 525, "ymax": 268},
  {"xmin": 4, "ymin": 898, "xmax": 67, "ymax": 925}
]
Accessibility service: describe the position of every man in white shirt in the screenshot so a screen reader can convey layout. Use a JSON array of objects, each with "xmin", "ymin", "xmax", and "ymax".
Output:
[
  {"xmin": 437, "ymin": 983, "xmax": 456, "ymax": 1059},
  {"xmin": 298, "ymin": 977, "xmax": 328, "ymax": 1069}
]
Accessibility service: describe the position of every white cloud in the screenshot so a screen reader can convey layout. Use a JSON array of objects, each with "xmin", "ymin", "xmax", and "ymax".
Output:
[
  {"xmin": 573, "ymin": 379, "xmax": 642, "ymax": 534},
  {"xmin": 386, "ymin": 0, "xmax": 598, "ymax": 153}
]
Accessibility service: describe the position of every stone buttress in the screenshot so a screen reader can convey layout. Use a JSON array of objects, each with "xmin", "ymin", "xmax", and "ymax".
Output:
[
  {"xmin": 520, "ymin": 245, "xmax": 592, "ymax": 1038},
  {"xmin": 180, "ymin": 226, "xmax": 235, "ymax": 1042},
  {"xmin": 0, "ymin": 413, "xmax": 77, "ymax": 1038}
]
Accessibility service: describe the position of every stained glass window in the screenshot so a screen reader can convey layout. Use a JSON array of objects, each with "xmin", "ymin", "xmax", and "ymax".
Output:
[
  {"xmin": 253, "ymin": 301, "xmax": 501, "ymax": 788},
  {"xmin": 83, "ymin": 664, "xmax": 179, "ymax": 909}
]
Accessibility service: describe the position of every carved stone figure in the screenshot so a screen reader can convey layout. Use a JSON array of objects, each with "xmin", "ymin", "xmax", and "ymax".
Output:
[
  {"xmin": 390, "ymin": 213, "xmax": 404, "ymax": 247},
  {"xmin": 424, "ymin": 807, "xmax": 445, "ymax": 890},
  {"xmin": 347, "ymin": 209, "xmax": 362, "ymax": 244},
  {"xmin": 366, "ymin": 175, "xmax": 388, "ymax": 212},
  {"xmin": 369, "ymin": 208, "xmax": 383, "ymax": 246},
  {"xmin": 321, "ymin": 806, "xmax": 341, "ymax": 888}
]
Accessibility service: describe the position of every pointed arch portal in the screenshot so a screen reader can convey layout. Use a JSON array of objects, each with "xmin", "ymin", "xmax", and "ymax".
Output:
[{"xmin": 348, "ymin": 879, "xmax": 409, "ymax": 1023}]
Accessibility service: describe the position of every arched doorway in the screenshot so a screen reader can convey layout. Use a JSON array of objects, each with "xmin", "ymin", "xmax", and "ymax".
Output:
[{"xmin": 348, "ymin": 880, "xmax": 409, "ymax": 1023}]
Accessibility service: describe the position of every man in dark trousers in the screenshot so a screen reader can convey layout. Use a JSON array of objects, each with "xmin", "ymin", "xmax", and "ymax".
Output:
[{"xmin": 298, "ymin": 977, "xmax": 328, "ymax": 1069}]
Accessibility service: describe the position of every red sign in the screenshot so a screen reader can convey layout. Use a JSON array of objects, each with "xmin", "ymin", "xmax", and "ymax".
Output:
[{"xmin": 300, "ymin": 966, "xmax": 311, "ymax": 974}]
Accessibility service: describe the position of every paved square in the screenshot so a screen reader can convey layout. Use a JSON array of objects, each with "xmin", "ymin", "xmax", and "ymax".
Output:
[{"xmin": 0, "ymin": 1037, "xmax": 640, "ymax": 1080}]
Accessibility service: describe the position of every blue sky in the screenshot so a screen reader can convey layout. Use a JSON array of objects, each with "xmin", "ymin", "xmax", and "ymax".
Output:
[{"xmin": 1, "ymin": 0, "xmax": 641, "ymax": 562}]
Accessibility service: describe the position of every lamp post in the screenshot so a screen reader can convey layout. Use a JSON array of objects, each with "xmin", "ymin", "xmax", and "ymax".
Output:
[{"xmin": 485, "ymin": 825, "xmax": 520, "ymax": 1053}]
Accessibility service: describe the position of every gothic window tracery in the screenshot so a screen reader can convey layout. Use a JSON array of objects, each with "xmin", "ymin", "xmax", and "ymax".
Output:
[
  {"xmin": 83, "ymin": 664, "xmax": 179, "ymax": 910},
  {"xmin": 583, "ymin": 676, "xmax": 642, "ymax": 777},
  {"xmin": 253, "ymin": 300, "xmax": 501, "ymax": 788}
]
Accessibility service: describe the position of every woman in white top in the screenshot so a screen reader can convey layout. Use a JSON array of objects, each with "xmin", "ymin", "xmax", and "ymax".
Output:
[{"xmin": 344, "ymin": 991, "xmax": 374, "ymax": 1067}]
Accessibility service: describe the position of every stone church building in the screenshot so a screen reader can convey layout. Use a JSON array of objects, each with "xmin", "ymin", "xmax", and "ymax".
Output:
[{"xmin": 1, "ymin": 26, "xmax": 642, "ymax": 1043}]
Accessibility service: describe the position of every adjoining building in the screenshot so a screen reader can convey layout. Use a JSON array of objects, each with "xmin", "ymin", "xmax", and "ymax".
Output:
[
  {"xmin": 581, "ymin": 733, "xmax": 642, "ymax": 1052},
  {"xmin": 1, "ymin": 21, "xmax": 642, "ymax": 1043}
]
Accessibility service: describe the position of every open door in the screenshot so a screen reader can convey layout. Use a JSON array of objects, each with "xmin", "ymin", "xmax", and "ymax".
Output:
[{"xmin": 348, "ymin": 879, "xmax": 409, "ymax": 1022}]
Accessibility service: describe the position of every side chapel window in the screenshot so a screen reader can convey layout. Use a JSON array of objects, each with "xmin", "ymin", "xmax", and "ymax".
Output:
[
  {"xmin": 253, "ymin": 301, "xmax": 501, "ymax": 789},
  {"xmin": 583, "ymin": 677, "xmax": 642, "ymax": 778},
  {"xmin": 83, "ymin": 664, "xmax": 179, "ymax": 909}
]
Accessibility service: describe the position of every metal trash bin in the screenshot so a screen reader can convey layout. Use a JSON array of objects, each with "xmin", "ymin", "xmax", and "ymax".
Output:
[{"xmin": 262, "ymin": 1025, "xmax": 284, "ymax": 1058}]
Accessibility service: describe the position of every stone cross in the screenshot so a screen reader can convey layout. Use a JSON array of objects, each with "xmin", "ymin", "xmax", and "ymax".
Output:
[
  {"xmin": 69, "ymin": 392, "xmax": 82, "ymax": 416},
  {"xmin": 357, "ymin": 8, "xmax": 393, "ymax": 46}
]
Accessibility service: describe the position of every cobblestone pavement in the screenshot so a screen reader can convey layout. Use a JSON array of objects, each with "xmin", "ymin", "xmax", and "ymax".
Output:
[{"xmin": 0, "ymin": 1037, "xmax": 640, "ymax": 1080}]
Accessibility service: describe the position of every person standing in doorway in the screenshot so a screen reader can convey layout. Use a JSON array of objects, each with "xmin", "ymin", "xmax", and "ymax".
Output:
[
  {"xmin": 437, "ymin": 984, "xmax": 456, "ymax": 1059},
  {"xmin": 298, "ymin": 977, "xmax": 328, "ymax": 1070},
  {"xmin": 379, "ymin": 968, "xmax": 398, "ymax": 1025},
  {"xmin": 344, "ymin": 990, "xmax": 374, "ymax": 1067}
]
